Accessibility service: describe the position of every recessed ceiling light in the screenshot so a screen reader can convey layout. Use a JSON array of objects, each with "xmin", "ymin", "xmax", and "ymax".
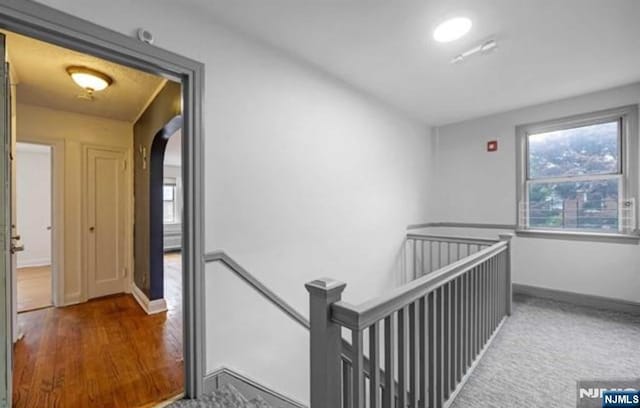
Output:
[
  {"xmin": 66, "ymin": 66, "xmax": 113, "ymax": 94},
  {"xmin": 433, "ymin": 17, "xmax": 472, "ymax": 43}
]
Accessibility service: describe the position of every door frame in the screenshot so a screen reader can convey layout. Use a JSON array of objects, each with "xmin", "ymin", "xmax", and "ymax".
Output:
[
  {"xmin": 15, "ymin": 138, "xmax": 64, "ymax": 309},
  {"xmin": 82, "ymin": 144, "xmax": 131, "ymax": 300},
  {"xmin": 0, "ymin": 0, "xmax": 206, "ymax": 401}
]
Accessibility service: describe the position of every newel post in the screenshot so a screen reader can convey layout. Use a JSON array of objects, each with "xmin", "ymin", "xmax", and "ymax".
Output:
[
  {"xmin": 499, "ymin": 233, "xmax": 514, "ymax": 316},
  {"xmin": 306, "ymin": 278, "xmax": 347, "ymax": 408}
]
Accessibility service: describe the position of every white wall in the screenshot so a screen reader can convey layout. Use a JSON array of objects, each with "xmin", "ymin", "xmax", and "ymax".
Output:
[
  {"xmin": 32, "ymin": 1, "xmax": 433, "ymax": 402},
  {"xmin": 16, "ymin": 144, "xmax": 52, "ymax": 268},
  {"xmin": 430, "ymin": 82, "xmax": 640, "ymax": 303}
]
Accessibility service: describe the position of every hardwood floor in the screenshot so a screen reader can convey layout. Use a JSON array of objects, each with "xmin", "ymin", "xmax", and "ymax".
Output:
[
  {"xmin": 17, "ymin": 265, "xmax": 52, "ymax": 312},
  {"xmin": 13, "ymin": 254, "xmax": 184, "ymax": 408}
]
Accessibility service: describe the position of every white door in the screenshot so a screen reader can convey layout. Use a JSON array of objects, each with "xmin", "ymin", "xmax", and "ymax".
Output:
[{"xmin": 87, "ymin": 148, "xmax": 126, "ymax": 298}]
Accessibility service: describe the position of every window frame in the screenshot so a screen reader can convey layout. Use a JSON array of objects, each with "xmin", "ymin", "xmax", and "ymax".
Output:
[
  {"xmin": 163, "ymin": 178, "xmax": 178, "ymax": 224},
  {"xmin": 516, "ymin": 104, "xmax": 639, "ymax": 240}
]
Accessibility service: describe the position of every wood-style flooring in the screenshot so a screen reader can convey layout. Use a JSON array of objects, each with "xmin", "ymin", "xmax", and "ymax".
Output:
[
  {"xmin": 17, "ymin": 265, "xmax": 52, "ymax": 312},
  {"xmin": 12, "ymin": 253, "xmax": 184, "ymax": 408}
]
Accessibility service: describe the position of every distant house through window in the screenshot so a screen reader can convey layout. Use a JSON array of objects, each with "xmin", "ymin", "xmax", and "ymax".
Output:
[
  {"xmin": 163, "ymin": 178, "xmax": 178, "ymax": 224},
  {"xmin": 517, "ymin": 105, "xmax": 638, "ymax": 235}
]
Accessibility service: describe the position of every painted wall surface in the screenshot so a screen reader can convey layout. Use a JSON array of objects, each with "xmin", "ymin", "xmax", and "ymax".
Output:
[
  {"xmin": 16, "ymin": 102, "xmax": 134, "ymax": 305},
  {"xmin": 31, "ymin": 1, "xmax": 433, "ymax": 402},
  {"xmin": 15, "ymin": 146, "xmax": 52, "ymax": 268},
  {"xmin": 430, "ymin": 83, "xmax": 640, "ymax": 303},
  {"xmin": 133, "ymin": 81, "xmax": 181, "ymax": 297}
]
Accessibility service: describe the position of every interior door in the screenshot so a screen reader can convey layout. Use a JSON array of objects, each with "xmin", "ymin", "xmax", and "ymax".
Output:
[
  {"xmin": 87, "ymin": 147, "xmax": 126, "ymax": 299},
  {"xmin": 0, "ymin": 32, "xmax": 11, "ymax": 408}
]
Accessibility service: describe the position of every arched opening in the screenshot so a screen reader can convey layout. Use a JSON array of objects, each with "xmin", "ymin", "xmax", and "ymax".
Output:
[{"xmin": 148, "ymin": 115, "xmax": 183, "ymax": 300}]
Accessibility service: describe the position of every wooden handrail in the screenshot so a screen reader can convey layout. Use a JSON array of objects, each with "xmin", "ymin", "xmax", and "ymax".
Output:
[
  {"xmin": 406, "ymin": 233, "xmax": 498, "ymax": 245},
  {"xmin": 204, "ymin": 250, "xmax": 310, "ymax": 330},
  {"xmin": 332, "ymin": 240, "xmax": 509, "ymax": 330}
]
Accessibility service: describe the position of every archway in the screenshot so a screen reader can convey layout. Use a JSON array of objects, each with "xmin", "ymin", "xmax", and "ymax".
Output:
[{"xmin": 149, "ymin": 115, "xmax": 183, "ymax": 300}]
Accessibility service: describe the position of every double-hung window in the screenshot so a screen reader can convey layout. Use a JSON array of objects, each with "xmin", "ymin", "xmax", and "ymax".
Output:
[
  {"xmin": 517, "ymin": 105, "xmax": 638, "ymax": 236},
  {"xmin": 163, "ymin": 178, "xmax": 178, "ymax": 224}
]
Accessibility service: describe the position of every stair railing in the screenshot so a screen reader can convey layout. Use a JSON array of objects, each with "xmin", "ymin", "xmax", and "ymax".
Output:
[
  {"xmin": 404, "ymin": 234, "xmax": 498, "ymax": 282},
  {"xmin": 307, "ymin": 233, "xmax": 513, "ymax": 408}
]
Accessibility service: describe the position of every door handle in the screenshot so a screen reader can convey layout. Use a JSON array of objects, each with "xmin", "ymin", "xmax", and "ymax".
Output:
[
  {"xmin": 10, "ymin": 243, "xmax": 24, "ymax": 254},
  {"xmin": 11, "ymin": 234, "xmax": 20, "ymax": 240}
]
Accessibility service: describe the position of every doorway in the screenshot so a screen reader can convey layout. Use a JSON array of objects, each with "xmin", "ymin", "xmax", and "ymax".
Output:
[
  {"xmin": 0, "ymin": 15, "xmax": 202, "ymax": 407},
  {"xmin": 162, "ymin": 127, "xmax": 183, "ymax": 323},
  {"xmin": 15, "ymin": 143, "xmax": 52, "ymax": 313},
  {"xmin": 86, "ymin": 147, "xmax": 128, "ymax": 299},
  {"xmin": 0, "ymin": 4, "xmax": 204, "ymax": 404}
]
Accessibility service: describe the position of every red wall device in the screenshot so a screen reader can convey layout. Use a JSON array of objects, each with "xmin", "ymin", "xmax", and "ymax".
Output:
[{"xmin": 487, "ymin": 140, "xmax": 498, "ymax": 152}]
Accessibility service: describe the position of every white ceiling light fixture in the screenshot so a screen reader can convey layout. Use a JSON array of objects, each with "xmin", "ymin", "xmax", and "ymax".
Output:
[
  {"xmin": 433, "ymin": 17, "xmax": 472, "ymax": 43},
  {"xmin": 67, "ymin": 66, "xmax": 113, "ymax": 95}
]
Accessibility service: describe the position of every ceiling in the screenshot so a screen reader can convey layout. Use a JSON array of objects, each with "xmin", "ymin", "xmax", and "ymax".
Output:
[
  {"xmin": 4, "ymin": 31, "xmax": 165, "ymax": 123},
  {"xmin": 190, "ymin": 0, "xmax": 640, "ymax": 125}
]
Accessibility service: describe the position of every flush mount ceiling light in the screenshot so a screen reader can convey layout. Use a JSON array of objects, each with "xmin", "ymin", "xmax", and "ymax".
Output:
[
  {"xmin": 66, "ymin": 66, "xmax": 113, "ymax": 94},
  {"xmin": 433, "ymin": 17, "xmax": 472, "ymax": 43}
]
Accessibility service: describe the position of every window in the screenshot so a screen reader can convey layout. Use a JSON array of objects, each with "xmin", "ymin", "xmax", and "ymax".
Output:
[
  {"xmin": 517, "ymin": 105, "xmax": 638, "ymax": 235},
  {"xmin": 163, "ymin": 179, "xmax": 178, "ymax": 224}
]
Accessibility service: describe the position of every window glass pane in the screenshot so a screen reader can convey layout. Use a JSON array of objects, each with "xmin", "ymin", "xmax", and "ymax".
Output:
[
  {"xmin": 528, "ymin": 179, "xmax": 619, "ymax": 231},
  {"xmin": 528, "ymin": 121, "xmax": 619, "ymax": 178},
  {"xmin": 164, "ymin": 201, "xmax": 175, "ymax": 223},
  {"xmin": 163, "ymin": 185, "xmax": 174, "ymax": 201}
]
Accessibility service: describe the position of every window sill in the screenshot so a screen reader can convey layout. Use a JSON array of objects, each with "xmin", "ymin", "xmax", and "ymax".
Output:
[{"xmin": 515, "ymin": 228, "xmax": 640, "ymax": 244}]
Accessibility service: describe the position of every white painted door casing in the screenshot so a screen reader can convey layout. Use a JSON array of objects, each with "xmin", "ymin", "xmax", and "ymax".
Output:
[{"xmin": 86, "ymin": 147, "xmax": 126, "ymax": 299}]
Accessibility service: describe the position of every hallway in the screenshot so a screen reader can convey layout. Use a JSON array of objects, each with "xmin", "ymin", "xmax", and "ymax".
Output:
[
  {"xmin": 17, "ymin": 266, "xmax": 52, "ymax": 312},
  {"xmin": 450, "ymin": 296, "xmax": 640, "ymax": 407},
  {"xmin": 12, "ymin": 254, "xmax": 184, "ymax": 408}
]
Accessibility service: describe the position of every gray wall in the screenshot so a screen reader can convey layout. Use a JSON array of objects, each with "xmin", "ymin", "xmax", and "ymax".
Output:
[{"xmin": 133, "ymin": 81, "xmax": 181, "ymax": 296}]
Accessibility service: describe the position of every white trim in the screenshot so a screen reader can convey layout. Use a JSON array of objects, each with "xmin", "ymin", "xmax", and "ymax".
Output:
[
  {"xmin": 131, "ymin": 283, "xmax": 167, "ymax": 315},
  {"xmin": 516, "ymin": 104, "xmax": 639, "ymax": 235},
  {"xmin": 80, "ymin": 143, "xmax": 132, "ymax": 301},
  {"xmin": 16, "ymin": 259, "xmax": 51, "ymax": 268},
  {"xmin": 13, "ymin": 138, "xmax": 64, "ymax": 308}
]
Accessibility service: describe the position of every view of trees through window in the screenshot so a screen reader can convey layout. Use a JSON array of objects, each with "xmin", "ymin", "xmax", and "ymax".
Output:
[{"xmin": 527, "ymin": 121, "xmax": 621, "ymax": 231}]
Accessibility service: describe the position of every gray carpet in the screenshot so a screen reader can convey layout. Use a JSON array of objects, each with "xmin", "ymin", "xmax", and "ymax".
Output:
[
  {"xmin": 168, "ymin": 384, "xmax": 273, "ymax": 408},
  {"xmin": 450, "ymin": 295, "xmax": 640, "ymax": 408}
]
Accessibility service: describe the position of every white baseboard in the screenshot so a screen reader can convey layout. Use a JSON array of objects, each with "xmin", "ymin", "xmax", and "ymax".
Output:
[
  {"xmin": 131, "ymin": 283, "xmax": 167, "ymax": 314},
  {"xmin": 63, "ymin": 292, "xmax": 83, "ymax": 307},
  {"xmin": 17, "ymin": 258, "xmax": 51, "ymax": 268}
]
